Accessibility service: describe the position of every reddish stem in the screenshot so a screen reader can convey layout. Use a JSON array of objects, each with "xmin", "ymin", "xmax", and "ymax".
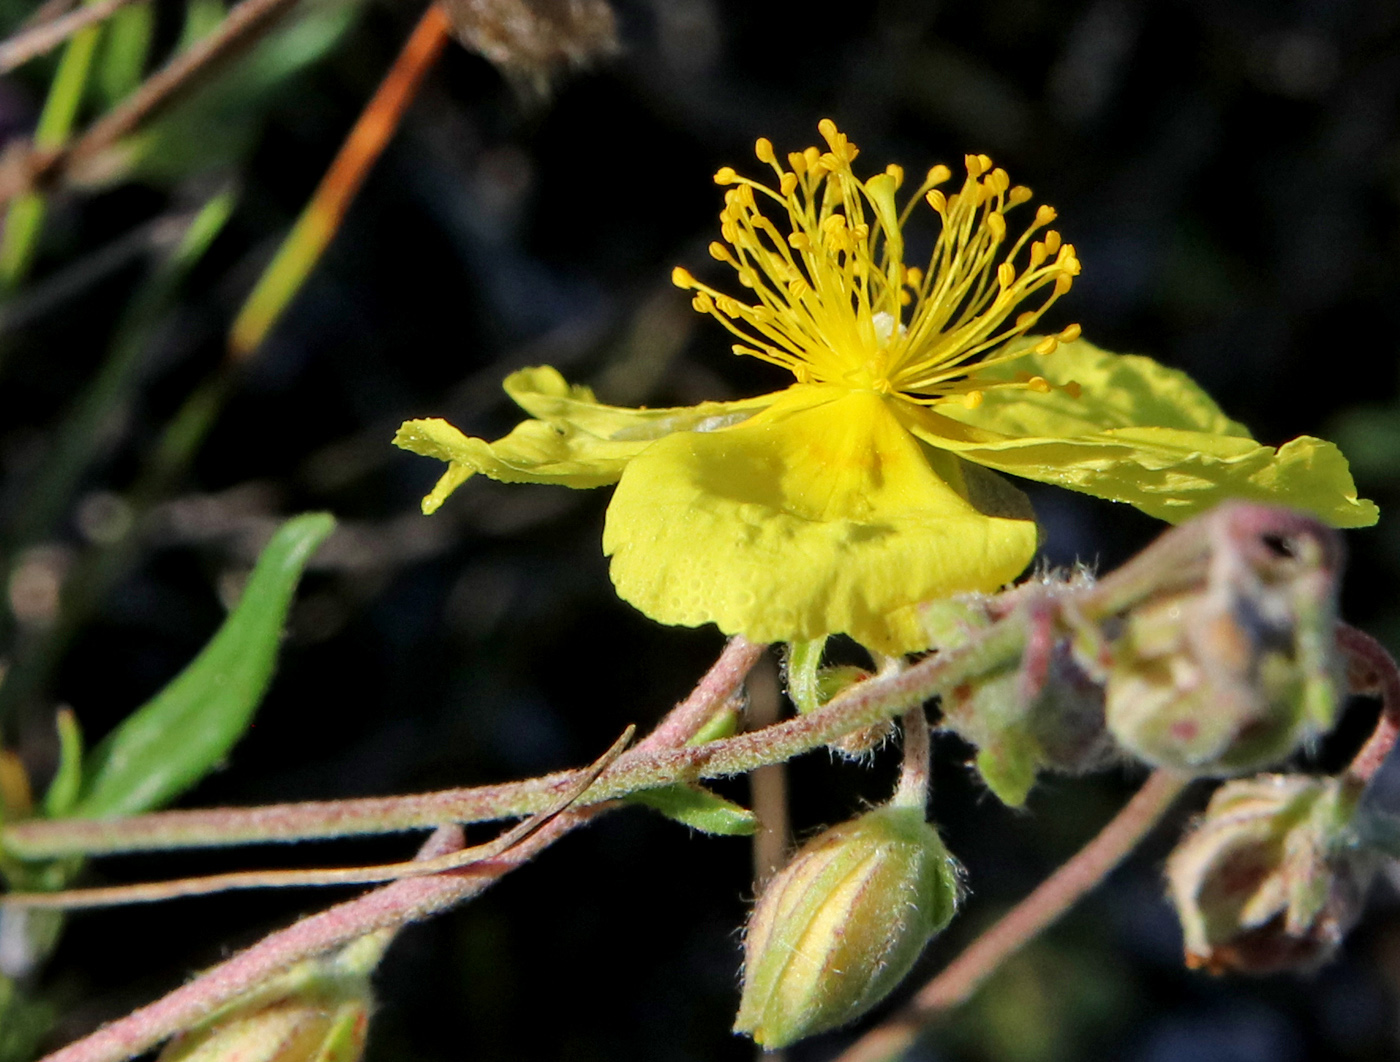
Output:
[{"xmin": 1339, "ymin": 623, "xmax": 1400, "ymax": 785}]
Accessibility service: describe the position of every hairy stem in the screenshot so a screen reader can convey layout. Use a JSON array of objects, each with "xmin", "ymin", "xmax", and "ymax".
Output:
[
  {"xmin": 6, "ymin": 629, "xmax": 1012, "ymax": 859},
  {"xmin": 832, "ymin": 769, "xmax": 1189, "ymax": 1062},
  {"xmin": 1339, "ymin": 623, "xmax": 1400, "ymax": 786}
]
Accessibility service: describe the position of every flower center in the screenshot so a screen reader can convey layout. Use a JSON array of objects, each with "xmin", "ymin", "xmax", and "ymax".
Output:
[{"xmin": 672, "ymin": 120, "xmax": 1084, "ymax": 410}]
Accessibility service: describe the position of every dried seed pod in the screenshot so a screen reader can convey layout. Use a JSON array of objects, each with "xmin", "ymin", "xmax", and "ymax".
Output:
[
  {"xmin": 1103, "ymin": 508, "xmax": 1343, "ymax": 775},
  {"xmin": 1166, "ymin": 774, "xmax": 1373, "ymax": 974},
  {"xmin": 734, "ymin": 805, "xmax": 959, "ymax": 1048}
]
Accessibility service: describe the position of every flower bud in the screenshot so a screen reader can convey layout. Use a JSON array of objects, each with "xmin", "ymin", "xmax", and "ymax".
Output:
[
  {"xmin": 159, "ymin": 996, "xmax": 369, "ymax": 1062},
  {"xmin": 1104, "ymin": 516, "xmax": 1341, "ymax": 775},
  {"xmin": 159, "ymin": 940, "xmax": 382, "ymax": 1062},
  {"xmin": 1166, "ymin": 774, "xmax": 1373, "ymax": 974},
  {"xmin": 734, "ymin": 804, "xmax": 959, "ymax": 1047}
]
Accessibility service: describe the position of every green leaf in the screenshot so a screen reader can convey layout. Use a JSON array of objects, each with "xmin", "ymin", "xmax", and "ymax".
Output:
[
  {"xmin": 72, "ymin": 513, "xmax": 334, "ymax": 818},
  {"xmin": 41, "ymin": 709, "xmax": 83, "ymax": 819},
  {"xmin": 628, "ymin": 784, "xmax": 757, "ymax": 835}
]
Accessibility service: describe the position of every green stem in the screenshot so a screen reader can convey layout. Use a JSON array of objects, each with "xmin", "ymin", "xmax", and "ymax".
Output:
[{"xmin": 0, "ymin": 16, "xmax": 103, "ymax": 288}]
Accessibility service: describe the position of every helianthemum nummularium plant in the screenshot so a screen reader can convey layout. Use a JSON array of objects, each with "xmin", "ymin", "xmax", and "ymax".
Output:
[{"xmin": 395, "ymin": 120, "xmax": 1375, "ymax": 653}]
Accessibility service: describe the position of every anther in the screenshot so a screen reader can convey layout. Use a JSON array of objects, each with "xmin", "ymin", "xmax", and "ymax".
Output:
[
  {"xmin": 926, "ymin": 189, "xmax": 947, "ymax": 212},
  {"xmin": 997, "ymin": 262, "xmax": 1016, "ymax": 289},
  {"xmin": 1034, "ymin": 336, "xmax": 1058, "ymax": 356},
  {"xmin": 906, "ymin": 266, "xmax": 923, "ymax": 287},
  {"xmin": 1043, "ymin": 230, "xmax": 1061, "ymax": 254},
  {"xmin": 885, "ymin": 163, "xmax": 904, "ymax": 188},
  {"xmin": 1028, "ymin": 376, "xmax": 1052, "ymax": 393},
  {"xmin": 672, "ymin": 266, "xmax": 696, "ymax": 289},
  {"xmin": 986, "ymin": 213, "xmax": 1007, "ymax": 241},
  {"xmin": 708, "ymin": 242, "xmax": 731, "ymax": 262},
  {"xmin": 788, "ymin": 278, "xmax": 809, "ymax": 298},
  {"xmin": 1054, "ymin": 275, "xmax": 1073, "ymax": 295},
  {"xmin": 789, "ymin": 232, "xmax": 812, "ymax": 250},
  {"xmin": 788, "ymin": 152, "xmax": 808, "ymax": 175},
  {"xmin": 1035, "ymin": 204, "xmax": 1057, "ymax": 226},
  {"xmin": 714, "ymin": 167, "xmax": 738, "ymax": 185},
  {"xmin": 1030, "ymin": 242, "xmax": 1047, "ymax": 267},
  {"xmin": 692, "ymin": 292, "xmax": 713, "ymax": 312},
  {"xmin": 755, "ymin": 138, "xmax": 776, "ymax": 164},
  {"xmin": 1059, "ymin": 323, "xmax": 1082, "ymax": 342},
  {"xmin": 1015, "ymin": 311, "xmax": 1036, "ymax": 329},
  {"xmin": 818, "ymin": 117, "xmax": 839, "ymax": 143},
  {"xmin": 963, "ymin": 390, "xmax": 984, "ymax": 409},
  {"xmin": 987, "ymin": 168, "xmax": 1010, "ymax": 194},
  {"xmin": 780, "ymin": 173, "xmax": 798, "ymax": 196},
  {"xmin": 1063, "ymin": 381, "xmax": 1083, "ymax": 398},
  {"xmin": 1008, "ymin": 186, "xmax": 1033, "ymax": 206},
  {"xmin": 927, "ymin": 164, "xmax": 952, "ymax": 185},
  {"xmin": 804, "ymin": 147, "xmax": 821, "ymax": 169},
  {"xmin": 976, "ymin": 154, "xmax": 993, "ymax": 174}
]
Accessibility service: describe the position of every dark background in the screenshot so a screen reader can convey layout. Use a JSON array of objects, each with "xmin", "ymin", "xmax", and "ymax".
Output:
[{"xmin": 3, "ymin": 0, "xmax": 1400, "ymax": 1059}]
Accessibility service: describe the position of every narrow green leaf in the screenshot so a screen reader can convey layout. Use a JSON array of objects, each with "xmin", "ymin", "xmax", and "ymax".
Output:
[
  {"xmin": 72, "ymin": 513, "xmax": 334, "ymax": 818},
  {"xmin": 41, "ymin": 709, "xmax": 83, "ymax": 819},
  {"xmin": 629, "ymin": 784, "xmax": 757, "ymax": 836}
]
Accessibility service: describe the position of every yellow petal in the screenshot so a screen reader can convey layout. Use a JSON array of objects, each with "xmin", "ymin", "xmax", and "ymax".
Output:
[
  {"xmin": 948, "ymin": 336, "xmax": 1252, "ymax": 437},
  {"xmin": 392, "ymin": 367, "xmax": 772, "ymax": 514},
  {"xmin": 907, "ymin": 412, "xmax": 1378, "ymax": 528},
  {"xmin": 923, "ymin": 338, "xmax": 1378, "ymax": 528},
  {"xmin": 602, "ymin": 385, "xmax": 1038, "ymax": 653}
]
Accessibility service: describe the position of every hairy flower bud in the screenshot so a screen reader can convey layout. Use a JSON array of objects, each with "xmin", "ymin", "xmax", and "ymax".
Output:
[
  {"xmin": 734, "ymin": 804, "xmax": 959, "ymax": 1048},
  {"xmin": 1166, "ymin": 774, "xmax": 1373, "ymax": 974},
  {"xmin": 158, "ymin": 940, "xmax": 382, "ymax": 1062},
  {"xmin": 1104, "ymin": 511, "xmax": 1342, "ymax": 775}
]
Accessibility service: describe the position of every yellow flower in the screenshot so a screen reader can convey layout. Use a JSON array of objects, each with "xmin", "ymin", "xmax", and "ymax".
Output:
[{"xmin": 395, "ymin": 121, "xmax": 1376, "ymax": 654}]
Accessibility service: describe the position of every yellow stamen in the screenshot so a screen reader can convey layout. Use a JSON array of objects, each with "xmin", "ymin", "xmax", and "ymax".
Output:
[{"xmin": 677, "ymin": 122, "xmax": 1081, "ymax": 405}]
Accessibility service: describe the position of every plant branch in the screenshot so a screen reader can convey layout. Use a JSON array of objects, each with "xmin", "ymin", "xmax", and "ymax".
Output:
[
  {"xmin": 30, "ymin": 637, "xmax": 764, "ymax": 1061},
  {"xmin": 0, "ymin": 0, "xmax": 144, "ymax": 75},
  {"xmin": 831, "ymin": 769, "xmax": 1190, "ymax": 1062},
  {"xmin": 35, "ymin": 812, "xmax": 590, "ymax": 1062},
  {"xmin": 5, "ymin": 627, "xmax": 1012, "ymax": 859},
  {"xmin": 1339, "ymin": 623, "xmax": 1400, "ymax": 786},
  {"xmin": 3, "ymin": 727, "xmax": 633, "ymax": 908},
  {"xmin": 0, "ymin": 0, "xmax": 305, "ymax": 205}
]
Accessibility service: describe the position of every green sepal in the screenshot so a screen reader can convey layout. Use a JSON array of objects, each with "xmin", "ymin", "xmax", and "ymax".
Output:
[
  {"xmin": 73, "ymin": 513, "xmax": 334, "ymax": 818},
  {"xmin": 628, "ymin": 784, "xmax": 758, "ymax": 836},
  {"xmin": 974, "ymin": 733, "xmax": 1040, "ymax": 808}
]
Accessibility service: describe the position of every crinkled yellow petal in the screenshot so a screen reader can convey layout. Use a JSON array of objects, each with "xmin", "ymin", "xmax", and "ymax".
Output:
[
  {"xmin": 921, "ymin": 338, "xmax": 1378, "ymax": 528},
  {"xmin": 602, "ymin": 384, "xmax": 1039, "ymax": 654},
  {"xmin": 392, "ymin": 366, "xmax": 773, "ymax": 514},
  {"xmin": 948, "ymin": 337, "xmax": 1252, "ymax": 437}
]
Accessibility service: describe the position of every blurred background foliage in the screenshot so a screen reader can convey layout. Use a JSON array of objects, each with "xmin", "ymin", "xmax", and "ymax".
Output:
[{"xmin": 0, "ymin": 0, "xmax": 1398, "ymax": 1060}]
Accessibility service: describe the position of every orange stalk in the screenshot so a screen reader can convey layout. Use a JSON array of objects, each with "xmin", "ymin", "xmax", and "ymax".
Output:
[{"xmin": 228, "ymin": 3, "xmax": 453, "ymax": 360}]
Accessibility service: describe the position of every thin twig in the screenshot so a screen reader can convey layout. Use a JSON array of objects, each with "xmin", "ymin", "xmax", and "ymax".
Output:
[
  {"xmin": 0, "ymin": 0, "xmax": 143, "ymax": 75},
  {"xmin": 831, "ymin": 769, "xmax": 1190, "ymax": 1062},
  {"xmin": 0, "ymin": 0, "xmax": 306, "ymax": 204},
  {"xmin": 892, "ymin": 705, "xmax": 930, "ymax": 809},
  {"xmin": 36, "ymin": 812, "xmax": 588, "ymax": 1062},
  {"xmin": 3, "ymin": 727, "xmax": 633, "ymax": 908},
  {"xmin": 5, "ymin": 627, "xmax": 998, "ymax": 859},
  {"xmin": 1339, "ymin": 623, "xmax": 1400, "ymax": 785},
  {"xmin": 33, "ymin": 636, "xmax": 756, "ymax": 1062}
]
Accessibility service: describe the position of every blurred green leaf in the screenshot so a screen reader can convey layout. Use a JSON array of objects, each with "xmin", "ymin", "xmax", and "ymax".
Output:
[
  {"xmin": 1327, "ymin": 406, "xmax": 1400, "ymax": 486},
  {"xmin": 629, "ymin": 784, "xmax": 757, "ymax": 836},
  {"xmin": 72, "ymin": 512, "xmax": 334, "ymax": 818},
  {"xmin": 95, "ymin": 2, "xmax": 154, "ymax": 107},
  {"xmin": 41, "ymin": 709, "xmax": 83, "ymax": 819}
]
